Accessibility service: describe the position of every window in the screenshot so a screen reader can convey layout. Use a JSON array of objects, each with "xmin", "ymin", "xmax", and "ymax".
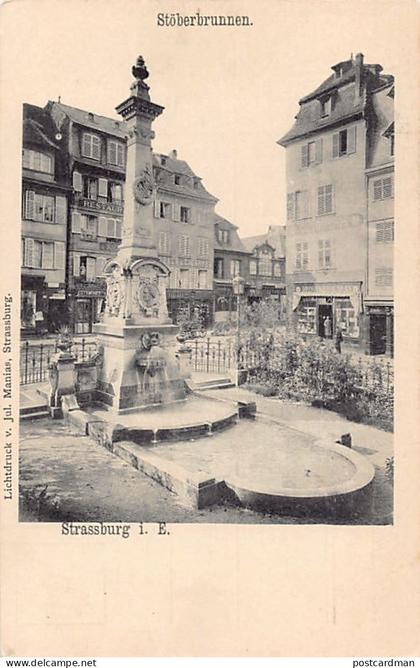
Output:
[
  {"xmin": 198, "ymin": 237, "xmax": 209, "ymax": 257},
  {"xmin": 80, "ymin": 215, "xmax": 97, "ymax": 239},
  {"xmin": 158, "ymin": 231, "xmax": 170, "ymax": 255},
  {"xmin": 180, "ymin": 206, "xmax": 191, "ymax": 223},
  {"xmin": 109, "ymin": 182, "xmax": 123, "ymax": 202},
  {"xmin": 301, "ymin": 139, "xmax": 322, "ymax": 167},
  {"xmin": 174, "ymin": 175, "xmax": 181, "ymax": 185},
  {"xmin": 297, "ymin": 299, "xmax": 316, "ymax": 334},
  {"xmin": 78, "ymin": 256, "xmax": 96, "ymax": 282},
  {"xmin": 82, "ymin": 133, "xmax": 101, "ymax": 160},
  {"xmin": 318, "ymin": 240, "xmax": 332, "ymax": 268},
  {"xmin": 317, "ymin": 185, "xmax": 334, "ymax": 215},
  {"xmin": 296, "ymin": 190, "xmax": 310, "ymax": 220},
  {"xmin": 336, "ymin": 299, "xmax": 359, "ymax": 338},
  {"xmin": 249, "ymin": 259, "xmax": 257, "ymax": 275},
  {"xmin": 217, "ymin": 229, "xmax": 230, "ymax": 244},
  {"xmin": 332, "ymin": 127, "xmax": 357, "ymax": 158},
  {"xmin": 107, "ymin": 140, "xmax": 125, "ymax": 167},
  {"xmin": 259, "ymin": 255, "xmax": 272, "ymax": 276},
  {"xmin": 193, "ymin": 178, "xmax": 200, "ymax": 190},
  {"xmin": 230, "ymin": 259, "xmax": 241, "ymax": 277},
  {"xmin": 23, "ymin": 191, "xmax": 66, "ymax": 224},
  {"xmin": 373, "ymin": 176, "xmax": 393, "ymax": 200},
  {"xmin": 320, "ymin": 97, "xmax": 332, "ymax": 117},
  {"xmin": 178, "ymin": 234, "xmax": 190, "ymax": 257},
  {"xmin": 83, "ymin": 177, "xmax": 98, "ymax": 200},
  {"xmin": 179, "ymin": 268, "xmax": 190, "ymax": 289},
  {"xmin": 376, "ymin": 220, "xmax": 394, "ymax": 243},
  {"xmin": 198, "ymin": 270, "xmax": 207, "ymax": 289},
  {"xmin": 295, "ymin": 242, "xmax": 309, "ymax": 270},
  {"xmin": 105, "ymin": 218, "xmax": 122, "ymax": 239},
  {"xmin": 273, "ymin": 262, "xmax": 282, "ymax": 278},
  {"xmin": 22, "ymin": 238, "xmax": 64, "ymax": 270},
  {"xmin": 22, "ymin": 149, "xmax": 52, "ymax": 173},
  {"xmin": 375, "ymin": 267, "xmax": 393, "ymax": 288},
  {"xmin": 214, "ymin": 258, "xmax": 224, "ymax": 279},
  {"xmin": 159, "ymin": 201, "xmax": 171, "ymax": 219}
]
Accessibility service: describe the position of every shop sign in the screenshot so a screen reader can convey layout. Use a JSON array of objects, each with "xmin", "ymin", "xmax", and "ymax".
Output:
[{"xmin": 74, "ymin": 196, "xmax": 124, "ymax": 215}]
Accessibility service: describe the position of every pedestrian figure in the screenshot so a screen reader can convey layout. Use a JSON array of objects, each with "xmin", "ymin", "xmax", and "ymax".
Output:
[
  {"xmin": 324, "ymin": 316, "xmax": 332, "ymax": 339},
  {"xmin": 335, "ymin": 325, "xmax": 343, "ymax": 353}
]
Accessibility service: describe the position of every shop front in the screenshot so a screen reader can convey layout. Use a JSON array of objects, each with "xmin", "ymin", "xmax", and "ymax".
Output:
[
  {"xmin": 71, "ymin": 281, "xmax": 106, "ymax": 335},
  {"xmin": 167, "ymin": 289, "xmax": 214, "ymax": 330},
  {"xmin": 292, "ymin": 282, "xmax": 362, "ymax": 346},
  {"xmin": 362, "ymin": 302, "xmax": 393, "ymax": 356}
]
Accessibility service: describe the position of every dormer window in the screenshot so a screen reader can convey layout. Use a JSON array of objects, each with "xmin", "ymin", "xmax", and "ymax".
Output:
[
  {"xmin": 217, "ymin": 229, "xmax": 229, "ymax": 244},
  {"xmin": 320, "ymin": 96, "xmax": 332, "ymax": 117},
  {"xmin": 82, "ymin": 133, "xmax": 100, "ymax": 160},
  {"xmin": 193, "ymin": 177, "xmax": 200, "ymax": 189},
  {"xmin": 87, "ymin": 112, "xmax": 95, "ymax": 122},
  {"xmin": 174, "ymin": 174, "xmax": 181, "ymax": 185},
  {"xmin": 161, "ymin": 156, "xmax": 167, "ymax": 166}
]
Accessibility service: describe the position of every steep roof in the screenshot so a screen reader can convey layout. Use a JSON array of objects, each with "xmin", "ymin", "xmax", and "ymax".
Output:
[
  {"xmin": 23, "ymin": 103, "xmax": 61, "ymax": 150},
  {"xmin": 242, "ymin": 225, "xmax": 286, "ymax": 258},
  {"xmin": 278, "ymin": 58, "xmax": 394, "ymax": 146},
  {"xmin": 153, "ymin": 153, "xmax": 218, "ymax": 202},
  {"xmin": 49, "ymin": 101, "xmax": 127, "ymax": 139},
  {"xmin": 214, "ymin": 213, "xmax": 249, "ymax": 253}
]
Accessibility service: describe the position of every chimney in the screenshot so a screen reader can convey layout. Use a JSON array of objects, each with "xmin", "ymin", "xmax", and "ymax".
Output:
[
  {"xmin": 354, "ymin": 52, "xmax": 364, "ymax": 103},
  {"xmin": 169, "ymin": 149, "xmax": 177, "ymax": 160}
]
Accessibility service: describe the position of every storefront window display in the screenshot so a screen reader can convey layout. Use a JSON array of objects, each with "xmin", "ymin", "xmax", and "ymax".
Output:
[
  {"xmin": 335, "ymin": 299, "xmax": 359, "ymax": 338},
  {"xmin": 297, "ymin": 299, "xmax": 316, "ymax": 334}
]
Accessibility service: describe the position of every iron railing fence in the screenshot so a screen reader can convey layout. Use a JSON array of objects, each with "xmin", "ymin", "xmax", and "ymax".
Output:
[
  {"xmin": 20, "ymin": 339, "xmax": 98, "ymax": 385},
  {"xmin": 187, "ymin": 337, "xmax": 394, "ymax": 399}
]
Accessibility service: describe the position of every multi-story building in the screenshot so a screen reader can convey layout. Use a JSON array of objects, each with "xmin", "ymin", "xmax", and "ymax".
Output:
[
  {"xmin": 242, "ymin": 225, "xmax": 286, "ymax": 312},
  {"xmin": 153, "ymin": 150, "xmax": 218, "ymax": 327},
  {"xmin": 213, "ymin": 214, "xmax": 250, "ymax": 320},
  {"xmin": 47, "ymin": 102, "xmax": 126, "ymax": 334},
  {"xmin": 363, "ymin": 82, "xmax": 394, "ymax": 355},
  {"xmin": 278, "ymin": 54, "xmax": 394, "ymax": 352},
  {"xmin": 21, "ymin": 103, "xmax": 71, "ymax": 336}
]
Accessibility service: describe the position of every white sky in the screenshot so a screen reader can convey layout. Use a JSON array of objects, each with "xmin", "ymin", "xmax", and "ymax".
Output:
[{"xmin": 2, "ymin": 0, "xmax": 406, "ymax": 238}]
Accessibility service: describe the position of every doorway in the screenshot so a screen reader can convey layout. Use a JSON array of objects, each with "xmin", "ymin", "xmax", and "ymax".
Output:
[
  {"xmin": 318, "ymin": 304, "xmax": 333, "ymax": 338},
  {"xmin": 75, "ymin": 299, "xmax": 92, "ymax": 334},
  {"xmin": 369, "ymin": 314, "xmax": 387, "ymax": 355}
]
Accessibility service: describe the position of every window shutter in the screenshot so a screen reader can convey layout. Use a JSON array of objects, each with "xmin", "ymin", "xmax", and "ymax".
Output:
[
  {"xmin": 92, "ymin": 136, "xmax": 100, "ymax": 160},
  {"xmin": 24, "ymin": 238, "xmax": 34, "ymax": 267},
  {"xmin": 98, "ymin": 178, "xmax": 108, "ymax": 198},
  {"xmin": 42, "ymin": 243, "xmax": 54, "ymax": 269},
  {"xmin": 301, "ymin": 144, "xmax": 309, "ymax": 168},
  {"xmin": 382, "ymin": 176, "xmax": 393, "ymax": 198},
  {"xmin": 115, "ymin": 220, "xmax": 122, "ymax": 238},
  {"xmin": 71, "ymin": 212, "xmax": 81, "ymax": 233},
  {"xmin": 73, "ymin": 253, "xmax": 80, "ymax": 277},
  {"xmin": 96, "ymin": 256, "xmax": 106, "ymax": 277},
  {"xmin": 98, "ymin": 216, "xmax": 108, "ymax": 237},
  {"xmin": 303, "ymin": 190, "xmax": 310, "ymax": 218},
  {"xmin": 287, "ymin": 193, "xmax": 295, "ymax": 221},
  {"xmin": 172, "ymin": 203, "xmax": 181, "ymax": 222},
  {"xmin": 73, "ymin": 171, "xmax": 83, "ymax": 192},
  {"xmin": 107, "ymin": 218, "xmax": 115, "ymax": 237},
  {"xmin": 55, "ymin": 195, "xmax": 67, "ymax": 225},
  {"xmin": 347, "ymin": 126, "xmax": 357, "ymax": 154},
  {"xmin": 54, "ymin": 242, "xmax": 65, "ymax": 270},
  {"xmin": 108, "ymin": 141, "xmax": 117, "ymax": 164},
  {"xmin": 86, "ymin": 257, "xmax": 96, "ymax": 281},
  {"xmin": 25, "ymin": 190, "xmax": 35, "ymax": 219},
  {"xmin": 154, "ymin": 199, "xmax": 161, "ymax": 218},
  {"xmin": 316, "ymin": 138, "xmax": 323, "ymax": 164},
  {"xmin": 332, "ymin": 133, "xmax": 339, "ymax": 158},
  {"xmin": 373, "ymin": 180, "xmax": 382, "ymax": 200}
]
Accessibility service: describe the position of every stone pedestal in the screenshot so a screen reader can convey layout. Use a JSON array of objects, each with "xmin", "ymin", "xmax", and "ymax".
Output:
[{"xmin": 48, "ymin": 350, "xmax": 77, "ymax": 419}]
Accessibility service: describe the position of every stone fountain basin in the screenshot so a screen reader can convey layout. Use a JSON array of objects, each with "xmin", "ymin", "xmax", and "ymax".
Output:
[
  {"xmin": 150, "ymin": 418, "xmax": 375, "ymax": 520},
  {"xmin": 86, "ymin": 394, "xmax": 239, "ymax": 444}
]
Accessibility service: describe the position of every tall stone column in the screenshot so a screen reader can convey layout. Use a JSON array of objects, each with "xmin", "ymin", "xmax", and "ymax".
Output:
[{"xmin": 93, "ymin": 57, "xmax": 186, "ymax": 413}]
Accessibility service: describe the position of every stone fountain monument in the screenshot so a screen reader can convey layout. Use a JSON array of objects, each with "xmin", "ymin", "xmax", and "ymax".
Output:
[{"xmin": 93, "ymin": 56, "xmax": 186, "ymax": 413}]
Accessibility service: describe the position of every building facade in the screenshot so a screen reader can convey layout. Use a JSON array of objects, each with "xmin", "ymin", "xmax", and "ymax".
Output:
[
  {"xmin": 363, "ymin": 82, "xmax": 394, "ymax": 354},
  {"xmin": 152, "ymin": 150, "xmax": 218, "ymax": 328},
  {"xmin": 242, "ymin": 225, "xmax": 286, "ymax": 313},
  {"xmin": 213, "ymin": 214, "xmax": 250, "ymax": 320},
  {"xmin": 278, "ymin": 54, "xmax": 394, "ymax": 353},
  {"xmin": 21, "ymin": 104, "xmax": 71, "ymax": 336},
  {"xmin": 47, "ymin": 102, "xmax": 126, "ymax": 334}
]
